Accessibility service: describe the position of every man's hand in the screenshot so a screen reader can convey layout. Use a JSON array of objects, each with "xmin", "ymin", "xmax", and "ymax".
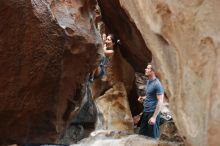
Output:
[
  {"xmin": 138, "ymin": 96, "xmax": 146, "ymax": 103},
  {"xmin": 148, "ymin": 117, "xmax": 156, "ymax": 125}
]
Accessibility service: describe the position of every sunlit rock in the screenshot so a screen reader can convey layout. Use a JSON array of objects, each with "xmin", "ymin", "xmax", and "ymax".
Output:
[
  {"xmin": 95, "ymin": 83, "xmax": 133, "ymax": 131},
  {"xmin": 71, "ymin": 131, "xmax": 181, "ymax": 146},
  {"xmin": 93, "ymin": 50, "xmax": 134, "ymax": 132}
]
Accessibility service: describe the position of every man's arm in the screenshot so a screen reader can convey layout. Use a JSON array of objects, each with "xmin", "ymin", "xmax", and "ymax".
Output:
[{"xmin": 148, "ymin": 94, "xmax": 164, "ymax": 125}]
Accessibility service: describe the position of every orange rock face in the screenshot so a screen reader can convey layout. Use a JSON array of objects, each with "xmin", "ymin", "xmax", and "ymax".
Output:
[
  {"xmin": 93, "ymin": 50, "xmax": 135, "ymax": 132},
  {"xmin": 0, "ymin": 0, "xmax": 102, "ymax": 144},
  {"xmin": 98, "ymin": 0, "xmax": 220, "ymax": 146},
  {"xmin": 99, "ymin": 0, "xmax": 220, "ymax": 146}
]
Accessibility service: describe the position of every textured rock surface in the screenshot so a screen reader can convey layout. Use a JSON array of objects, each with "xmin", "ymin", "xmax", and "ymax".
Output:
[
  {"xmin": 0, "ymin": 0, "xmax": 101, "ymax": 143},
  {"xmin": 2, "ymin": 0, "xmax": 220, "ymax": 145},
  {"xmin": 99, "ymin": 0, "xmax": 220, "ymax": 146},
  {"xmin": 93, "ymin": 50, "xmax": 134, "ymax": 132},
  {"xmin": 160, "ymin": 121, "xmax": 184, "ymax": 144},
  {"xmin": 59, "ymin": 81, "xmax": 97, "ymax": 144},
  {"xmin": 95, "ymin": 83, "xmax": 133, "ymax": 131},
  {"xmin": 71, "ymin": 131, "xmax": 181, "ymax": 146}
]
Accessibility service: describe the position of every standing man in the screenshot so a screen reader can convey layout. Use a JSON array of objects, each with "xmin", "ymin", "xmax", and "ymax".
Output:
[{"xmin": 138, "ymin": 64, "xmax": 164, "ymax": 138}]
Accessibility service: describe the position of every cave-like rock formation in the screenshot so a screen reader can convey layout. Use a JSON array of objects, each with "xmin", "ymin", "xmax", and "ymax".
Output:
[
  {"xmin": 0, "ymin": 0, "xmax": 102, "ymax": 144},
  {"xmin": 97, "ymin": 0, "xmax": 152, "ymax": 73},
  {"xmin": 98, "ymin": 0, "xmax": 220, "ymax": 146},
  {"xmin": 1, "ymin": 0, "xmax": 220, "ymax": 146}
]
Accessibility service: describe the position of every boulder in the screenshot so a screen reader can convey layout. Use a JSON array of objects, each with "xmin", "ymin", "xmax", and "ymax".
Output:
[{"xmin": 0, "ymin": 0, "xmax": 101, "ymax": 143}]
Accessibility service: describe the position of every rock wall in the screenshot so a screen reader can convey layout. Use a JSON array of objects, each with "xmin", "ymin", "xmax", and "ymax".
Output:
[
  {"xmin": 92, "ymin": 49, "xmax": 134, "ymax": 132},
  {"xmin": 0, "ymin": 0, "xmax": 101, "ymax": 144},
  {"xmin": 98, "ymin": 0, "xmax": 220, "ymax": 146},
  {"xmin": 2, "ymin": 0, "xmax": 220, "ymax": 145}
]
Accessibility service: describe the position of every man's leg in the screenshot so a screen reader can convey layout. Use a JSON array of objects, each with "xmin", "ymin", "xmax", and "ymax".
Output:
[
  {"xmin": 145, "ymin": 113, "xmax": 160, "ymax": 138},
  {"xmin": 139, "ymin": 112, "xmax": 148, "ymax": 136}
]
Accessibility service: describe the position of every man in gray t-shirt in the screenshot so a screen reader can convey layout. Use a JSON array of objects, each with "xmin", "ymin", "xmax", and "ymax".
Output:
[{"xmin": 138, "ymin": 64, "xmax": 164, "ymax": 138}]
